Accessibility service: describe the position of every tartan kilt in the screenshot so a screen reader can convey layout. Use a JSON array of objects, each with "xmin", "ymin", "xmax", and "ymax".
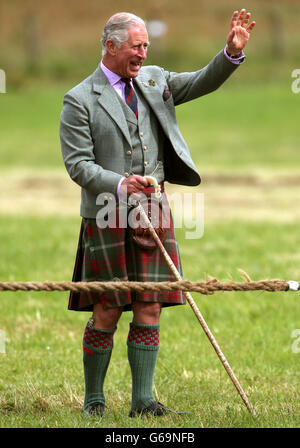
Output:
[{"xmin": 68, "ymin": 189, "xmax": 185, "ymax": 312}]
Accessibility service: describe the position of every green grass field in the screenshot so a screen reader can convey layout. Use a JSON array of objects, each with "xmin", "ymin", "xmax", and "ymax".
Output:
[
  {"xmin": 1, "ymin": 77, "xmax": 299, "ymax": 172},
  {"xmin": 0, "ymin": 76, "xmax": 300, "ymax": 428}
]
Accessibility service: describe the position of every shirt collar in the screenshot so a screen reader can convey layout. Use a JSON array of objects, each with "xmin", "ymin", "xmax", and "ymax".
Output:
[{"xmin": 100, "ymin": 60, "xmax": 124, "ymax": 86}]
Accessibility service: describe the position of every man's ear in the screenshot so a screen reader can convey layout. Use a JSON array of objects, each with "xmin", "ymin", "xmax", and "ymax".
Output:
[{"xmin": 106, "ymin": 39, "xmax": 118, "ymax": 56}]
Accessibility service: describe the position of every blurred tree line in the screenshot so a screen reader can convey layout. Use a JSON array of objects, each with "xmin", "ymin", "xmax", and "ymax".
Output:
[{"xmin": 0, "ymin": 0, "xmax": 300, "ymax": 87}]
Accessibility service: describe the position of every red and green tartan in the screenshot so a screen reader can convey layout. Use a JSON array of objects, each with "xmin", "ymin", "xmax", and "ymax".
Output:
[{"xmin": 68, "ymin": 188, "xmax": 185, "ymax": 312}]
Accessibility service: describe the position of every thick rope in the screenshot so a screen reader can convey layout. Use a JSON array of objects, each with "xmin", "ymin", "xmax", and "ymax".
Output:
[{"xmin": 0, "ymin": 279, "xmax": 297, "ymax": 295}]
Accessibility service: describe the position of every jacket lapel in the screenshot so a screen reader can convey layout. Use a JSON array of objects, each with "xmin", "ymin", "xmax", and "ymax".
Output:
[
  {"xmin": 92, "ymin": 67, "xmax": 132, "ymax": 147},
  {"xmin": 134, "ymin": 77, "xmax": 171, "ymax": 138},
  {"xmin": 92, "ymin": 66, "xmax": 171, "ymax": 145}
]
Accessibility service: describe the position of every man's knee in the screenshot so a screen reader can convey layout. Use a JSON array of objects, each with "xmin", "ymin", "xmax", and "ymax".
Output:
[
  {"xmin": 132, "ymin": 301, "xmax": 162, "ymax": 325},
  {"xmin": 92, "ymin": 303, "xmax": 123, "ymax": 330}
]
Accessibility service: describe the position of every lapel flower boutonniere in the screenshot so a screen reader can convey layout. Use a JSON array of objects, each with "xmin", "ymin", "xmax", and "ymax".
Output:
[{"xmin": 148, "ymin": 79, "xmax": 156, "ymax": 87}]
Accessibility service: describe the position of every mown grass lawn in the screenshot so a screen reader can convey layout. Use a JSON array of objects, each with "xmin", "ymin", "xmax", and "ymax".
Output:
[
  {"xmin": 0, "ymin": 78, "xmax": 299, "ymax": 428},
  {"xmin": 0, "ymin": 215, "xmax": 299, "ymax": 428},
  {"xmin": 0, "ymin": 78, "xmax": 299, "ymax": 174}
]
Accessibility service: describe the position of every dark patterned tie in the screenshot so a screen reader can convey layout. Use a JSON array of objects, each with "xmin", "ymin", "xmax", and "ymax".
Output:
[{"xmin": 121, "ymin": 78, "xmax": 138, "ymax": 117}]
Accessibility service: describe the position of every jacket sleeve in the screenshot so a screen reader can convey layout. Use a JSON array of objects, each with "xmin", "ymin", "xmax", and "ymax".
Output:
[
  {"xmin": 59, "ymin": 92, "xmax": 123, "ymax": 196},
  {"xmin": 163, "ymin": 49, "xmax": 241, "ymax": 106}
]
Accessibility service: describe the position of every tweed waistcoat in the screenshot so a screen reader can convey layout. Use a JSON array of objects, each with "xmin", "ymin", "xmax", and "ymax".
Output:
[{"xmin": 116, "ymin": 84, "xmax": 165, "ymax": 182}]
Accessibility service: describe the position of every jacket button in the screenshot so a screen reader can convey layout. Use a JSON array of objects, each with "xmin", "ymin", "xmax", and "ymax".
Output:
[
  {"xmin": 124, "ymin": 172, "xmax": 129, "ymax": 177},
  {"xmin": 144, "ymin": 161, "xmax": 148, "ymax": 166},
  {"xmin": 126, "ymin": 150, "xmax": 132, "ymax": 155}
]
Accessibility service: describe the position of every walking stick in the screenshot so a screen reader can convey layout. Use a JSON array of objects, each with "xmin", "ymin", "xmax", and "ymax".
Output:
[{"xmin": 136, "ymin": 177, "xmax": 257, "ymax": 418}]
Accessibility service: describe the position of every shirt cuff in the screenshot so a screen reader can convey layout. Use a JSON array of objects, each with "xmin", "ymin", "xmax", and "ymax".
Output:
[
  {"xmin": 224, "ymin": 47, "xmax": 245, "ymax": 65},
  {"xmin": 117, "ymin": 176, "xmax": 125, "ymax": 198}
]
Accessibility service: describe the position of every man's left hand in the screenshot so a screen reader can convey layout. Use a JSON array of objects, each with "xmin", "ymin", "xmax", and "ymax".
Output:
[{"xmin": 226, "ymin": 9, "xmax": 256, "ymax": 56}]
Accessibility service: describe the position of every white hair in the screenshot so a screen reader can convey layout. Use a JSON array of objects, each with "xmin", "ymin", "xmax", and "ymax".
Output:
[{"xmin": 101, "ymin": 12, "xmax": 146, "ymax": 56}]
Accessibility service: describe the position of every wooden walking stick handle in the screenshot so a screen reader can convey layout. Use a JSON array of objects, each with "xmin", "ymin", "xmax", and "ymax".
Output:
[{"xmin": 136, "ymin": 203, "xmax": 257, "ymax": 418}]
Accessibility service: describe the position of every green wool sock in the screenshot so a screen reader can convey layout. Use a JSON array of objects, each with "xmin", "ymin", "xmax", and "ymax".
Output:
[
  {"xmin": 127, "ymin": 321, "xmax": 160, "ymax": 411},
  {"xmin": 82, "ymin": 319, "xmax": 115, "ymax": 409}
]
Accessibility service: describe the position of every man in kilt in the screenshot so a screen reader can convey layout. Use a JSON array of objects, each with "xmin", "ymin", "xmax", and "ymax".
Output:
[{"xmin": 60, "ymin": 10, "xmax": 255, "ymax": 417}]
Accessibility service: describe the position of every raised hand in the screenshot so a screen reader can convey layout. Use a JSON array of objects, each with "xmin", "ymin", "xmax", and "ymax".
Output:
[{"xmin": 226, "ymin": 9, "xmax": 256, "ymax": 56}]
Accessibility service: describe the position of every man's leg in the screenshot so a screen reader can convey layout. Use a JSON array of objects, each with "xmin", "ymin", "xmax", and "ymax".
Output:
[
  {"xmin": 127, "ymin": 302, "xmax": 161, "ymax": 414},
  {"xmin": 82, "ymin": 303, "xmax": 123, "ymax": 415}
]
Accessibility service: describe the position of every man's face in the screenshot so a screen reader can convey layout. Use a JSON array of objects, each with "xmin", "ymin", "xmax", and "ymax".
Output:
[{"xmin": 112, "ymin": 25, "xmax": 149, "ymax": 78}]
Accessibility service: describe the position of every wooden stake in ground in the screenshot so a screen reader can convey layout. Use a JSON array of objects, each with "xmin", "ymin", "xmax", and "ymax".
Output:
[{"xmin": 136, "ymin": 183, "xmax": 257, "ymax": 417}]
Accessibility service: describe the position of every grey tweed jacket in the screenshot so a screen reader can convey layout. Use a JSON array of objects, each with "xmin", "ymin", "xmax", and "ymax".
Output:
[{"xmin": 59, "ymin": 49, "xmax": 239, "ymax": 218}]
